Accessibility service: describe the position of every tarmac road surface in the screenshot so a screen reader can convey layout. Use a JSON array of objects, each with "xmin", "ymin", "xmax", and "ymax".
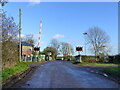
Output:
[{"xmin": 12, "ymin": 60, "xmax": 119, "ymax": 88}]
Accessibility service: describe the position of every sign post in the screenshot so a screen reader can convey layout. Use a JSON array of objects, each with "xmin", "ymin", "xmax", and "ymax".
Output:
[
  {"xmin": 76, "ymin": 47, "xmax": 83, "ymax": 62},
  {"xmin": 31, "ymin": 54, "xmax": 33, "ymax": 62}
]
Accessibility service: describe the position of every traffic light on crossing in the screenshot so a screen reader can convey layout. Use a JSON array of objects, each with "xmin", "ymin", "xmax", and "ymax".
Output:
[
  {"xmin": 33, "ymin": 47, "xmax": 40, "ymax": 52},
  {"xmin": 76, "ymin": 47, "xmax": 83, "ymax": 51}
]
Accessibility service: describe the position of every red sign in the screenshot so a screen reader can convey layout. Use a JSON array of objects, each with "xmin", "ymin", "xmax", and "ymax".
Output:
[
  {"xmin": 76, "ymin": 47, "xmax": 83, "ymax": 51},
  {"xmin": 33, "ymin": 47, "xmax": 40, "ymax": 52}
]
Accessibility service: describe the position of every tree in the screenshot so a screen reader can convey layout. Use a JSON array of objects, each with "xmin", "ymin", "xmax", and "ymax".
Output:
[
  {"xmin": 60, "ymin": 42, "xmax": 74, "ymax": 60},
  {"xmin": 22, "ymin": 34, "xmax": 35, "ymax": 44},
  {"xmin": 2, "ymin": 12, "xmax": 19, "ymax": 42},
  {"xmin": 43, "ymin": 47, "xmax": 57, "ymax": 61},
  {"xmin": 2, "ymin": 11, "xmax": 19, "ymax": 69},
  {"xmin": 50, "ymin": 39, "xmax": 60, "ymax": 55},
  {"xmin": 0, "ymin": 0, "xmax": 8, "ymax": 6},
  {"xmin": 86, "ymin": 27, "xmax": 110, "ymax": 59}
]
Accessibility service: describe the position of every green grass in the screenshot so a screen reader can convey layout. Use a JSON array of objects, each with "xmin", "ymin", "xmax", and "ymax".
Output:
[
  {"xmin": 56, "ymin": 57, "xmax": 63, "ymax": 60},
  {"xmin": 103, "ymin": 66, "xmax": 120, "ymax": 77},
  {"xmin": 1, "ymin": 62, "xmax": 29, "ymax": 82},
  {"xmin": 26, "ymin": 60, "xmax": 46, "ymax": 63},
  {"xmin": 73, "ymin": 62, "xmax": 118, "ymax": 65},
  {"xmin": 0, "ymin": 71, "xmax": 2, "ymax": 83}
]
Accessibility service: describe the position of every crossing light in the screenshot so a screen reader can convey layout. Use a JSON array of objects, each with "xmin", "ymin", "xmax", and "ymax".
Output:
[
  {"xmin": 33, "ymin": 47, "xmax": 40, "ymax": 52},
  {"xmin": 76, "ymin": 47, "xmax": 83, "ymax": 51}
]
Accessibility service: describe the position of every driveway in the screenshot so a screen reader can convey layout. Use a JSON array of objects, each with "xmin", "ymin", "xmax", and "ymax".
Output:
[{"xmin": 12, "ymin": 60, "xmax": 119, "ymax": 88}]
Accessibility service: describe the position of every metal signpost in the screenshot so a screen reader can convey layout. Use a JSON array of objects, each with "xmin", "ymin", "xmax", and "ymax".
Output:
[
  {"xmin": 76, "ymin": 47, "xmax": 83, "ymax": 62},
  {"xmin": 33, "ymin": 20, "xmax": 42, "ymax": 62},
  {"xmin": 33, "ymin": 47, "xmax": 40, "ymax": 62},
  {"xmin": 83, "ymin": 32, "xmax": 87, "ymax": 55}
]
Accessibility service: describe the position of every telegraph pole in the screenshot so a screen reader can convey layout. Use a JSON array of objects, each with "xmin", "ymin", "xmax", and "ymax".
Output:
[{"xmin": 19, "ymin": 9, "xmax": 22, "ymax": 62}]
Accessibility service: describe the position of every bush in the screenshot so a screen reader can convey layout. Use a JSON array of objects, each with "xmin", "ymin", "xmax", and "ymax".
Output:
[
  {"xmin": 2, "ymin": 41, "xmax": 19, "ymax": 69},
  {"xmin": 63, "ymin": 56, "xmax": 69, "ymax": 60},
  {"xmin": 98, "ymin": 59, "xmax": 106, "ymax": 63},
  {"xmin": 107, "ymin": 55, "xmax": 120, "ymax": 64},
  {"xmin": 113, "ymin": 55, "xmax": 120, "ymax": 63},
  {"xmin": 71, "ymin": 56, "xmax": 76, "ymax": 61},
  {"xmin": 81, "ymin": 55, "xmax": 96, "ymax": 62},
  {"xmin": 87, "ymin": 59, "xmax": 97, "ymax": 63},
  {"xmin": 81, "ymin": 55, "xmax": 108, "ymax": 63},
  {"xmin": 108, "ymin": 56, "xmax": 114, "ymax": 63}
]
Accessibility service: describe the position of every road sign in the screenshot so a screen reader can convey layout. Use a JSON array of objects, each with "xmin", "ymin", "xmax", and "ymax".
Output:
[
  {"xmin": 76, "ymin": 47, "xmax": 83, "ymax": 52},
  {"xmin": 33, "ymin": 47, "xmax": 40, "ymax": 52}
]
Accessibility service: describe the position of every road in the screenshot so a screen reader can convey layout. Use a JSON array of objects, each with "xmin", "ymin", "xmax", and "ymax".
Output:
[{"xmin": 12, "ymin": 60, "xmax": 119, "ymax": 88}]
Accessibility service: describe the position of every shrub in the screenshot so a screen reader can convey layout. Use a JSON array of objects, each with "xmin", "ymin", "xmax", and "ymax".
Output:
[
  {"xmin": 87, "ymin": 59, "xmax": 97, "ymax": 63},
  {"xmin": 98, "ymin": 59, "xmax": 106, "ymax": 63},
  {"xmin": 2, "ymin": 41, "xmax": 19, "ymax": 69},
  {"xmin": 107, "ymin": 55, "xmax": 120, "ymax": 64},
  {"xmin": 81, "ymin": 55, "xmax": 96, "ymax": 63},
  {"xmin": 113, "ymin": 54, "xmax": 120, "ymax": 63}
]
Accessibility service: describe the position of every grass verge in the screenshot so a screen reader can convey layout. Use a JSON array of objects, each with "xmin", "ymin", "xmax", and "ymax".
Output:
[
  {"xmin": 26, "ymin": 60, "xmax": 47, "ymax": 63},
  {"xmin": 1, "ymin": 62, "xmax": 29, "ymax": 82},
  {"xmin": 73, "ymin": 62, "xmax": 118, "ymax": 65},
  {"xmin": 103, "ymin": 66, "xmax": 120, "ymax": 77}
]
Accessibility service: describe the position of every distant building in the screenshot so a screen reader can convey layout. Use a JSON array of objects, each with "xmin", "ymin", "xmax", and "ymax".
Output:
[{"xmin": 21, "ymin": 42, "xmax": 34, "ymax": 61}]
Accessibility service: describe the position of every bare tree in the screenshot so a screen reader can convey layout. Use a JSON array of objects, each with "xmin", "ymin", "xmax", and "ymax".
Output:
[
  {"xmin": 0, "ymin": 0, "xmax": 8, "ymax": 6},
  {"xmin": 60, "ymin": 42, "xmax": 74, "ymax": 60},
  {"xmin": 86, "ymin": 27, "xmax": 110, "ymax": 58},
  {"xmin": 2, "ymin": 12, "xmax": 18, "ymax": 42},
  {"xmin": 50, "ymin": 39, "xmax": 60, "ymax": 55},
  {"xmin": 22, "ymin": 34, "xmax": 35, "ymax": 44}
]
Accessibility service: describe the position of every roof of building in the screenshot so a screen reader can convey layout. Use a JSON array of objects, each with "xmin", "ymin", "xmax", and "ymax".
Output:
[{"xmin": 21, "ymin": 42, "xmax": 34, "ymax": 47}]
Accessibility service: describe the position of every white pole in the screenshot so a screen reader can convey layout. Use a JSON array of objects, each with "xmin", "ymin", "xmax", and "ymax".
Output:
[
  {"xmin": 68, "ymin": 43, "xmax": 72, "ymax": 60},
  {"xmin": 39, "ymin": 21, "xmax": 42, "ymax": 61},
  {"xmin": 83, "ymin": 32, "xmax": 87, "ymax": 55},
  {"xmin": 37, "ymin": 20, "xmax": 42, "ymax": 47}
]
